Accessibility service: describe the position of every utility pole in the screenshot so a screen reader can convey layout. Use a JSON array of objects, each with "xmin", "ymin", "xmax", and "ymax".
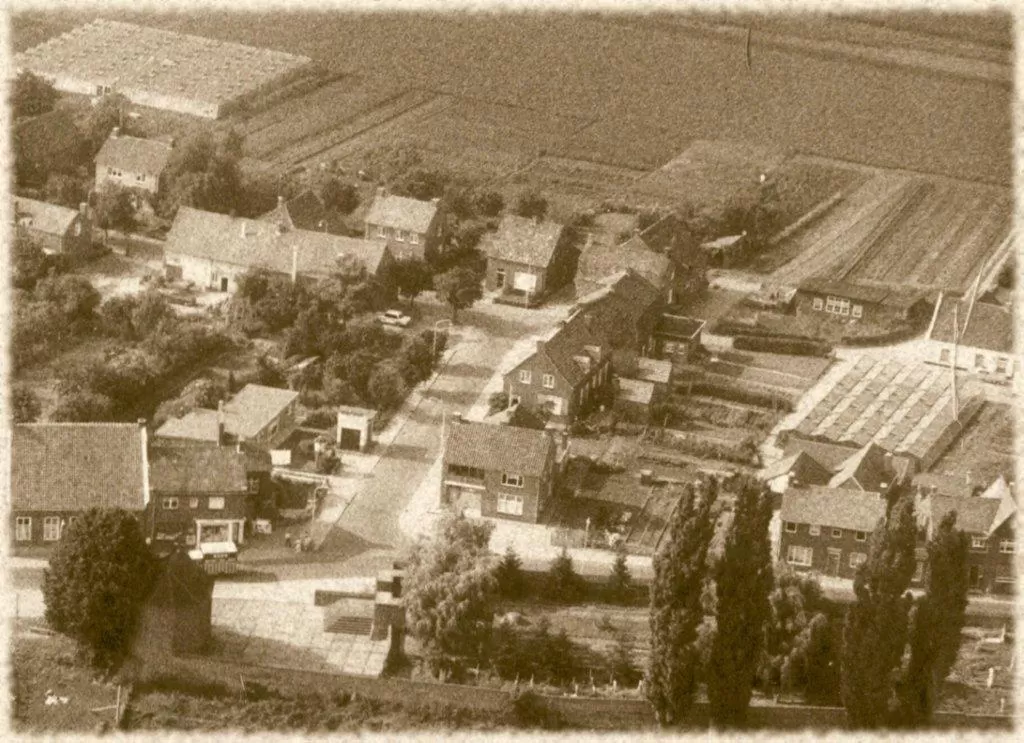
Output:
[{"xmin": 951, "ymin": 302, "xmax": 959, "ymax": 422}]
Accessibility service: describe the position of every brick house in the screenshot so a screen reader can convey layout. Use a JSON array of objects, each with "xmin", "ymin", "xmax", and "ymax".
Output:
[
  {"xmin": 147, "ymin": 444, "xmax": 255, "ymax": 553},
  {"xmin": 258, "ymin": 191, "xmax": 348, "ymax": 236},
  {"xmin": 795, "ymin": 277, "xmax": 931, "ymax": 327},
  {"xmin": 653, "ymin": 313, "xmax": 706, "ymax": 362},
  {"xmin": 94, "ymin": 128, "xmax": 174, "ymax": 197},
  {"xmin": 10, "ymin": 422, "xmax": 150, "ymax": 547},
  {"xmin": 572, "ymin": 269, "xmax": 664, "ymax": 360},
  {"xmin": 164, "ymin": 206, "xmax": 392, "ymax": 293},
  {"xmin": 482, "ymin": 214, "xmax": 571, "ymax": 305},
  {"xmin": 364, "ymin": 187, "xmax": 443, "ymax": 262},
  {"xmin": 779, "ymin": 486, "xmax": 885, "ymax": 579},
  {"xmin": 576, "ymin": 233, "xmax": 678, "ymax": 303},
  {"xmin": 14, "ymin": 197, "xmax": 92, "ymax": 258},
  {"xmin": 762, "ymin": 450, "xmax": 834, "ymax": 496},
  {"xmin": 503, "ymin": 311, "xmax": 612, "ymax": 424},
  {"xmin": 440, "ymin": 420, "xmax": 557, "ymax": 523},
  {"xmin": 922, "ymin": 477, "xmax": 1017, "ymax": 594},
  {"xmin": 765, "ymin": 440, "xmax": 906, "ymax": 499},
  {"xmin": 924, "ymin": 292, "xmax": 1015, "ymax": 382}
]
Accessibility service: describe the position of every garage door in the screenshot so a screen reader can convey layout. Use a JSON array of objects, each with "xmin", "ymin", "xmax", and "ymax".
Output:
[
  {"xmin": 339, "ymin": 427, "xmax": 361, "ymax": 450},
  {"xmin": 513, "ymin": 271, "xmax": 538, "ymax": 292}
]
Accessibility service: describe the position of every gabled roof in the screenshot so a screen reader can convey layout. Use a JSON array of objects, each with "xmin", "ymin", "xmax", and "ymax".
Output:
[
  {"xmin": 444, "ymin": 421, "xmax": 553, "ymax": 476},
  {"xmin": 928, "ymin": 292, "xmax": 1013, "ymax": 354},
  {"xmin": 223, "ymin": 384, "xmax": 299, "ymax": 440},
  {"xmin": 980, "ymin": 475, "xmax": 1012, "ymax": 501},
  {"xmin": 577, "ymin": 234, "xmax": 674, "ymax": 292},
  {"xmin": 928, "ymin": 494, "xmax": 1004, "ymax": 537},
  {"xmin": 482, "ymin": 214, "xmax": 565, "ymax": 268},
  {"xmin": 533, "ymin": 311, "xmax": 606, "ymax": 387},
  {"xmin": 258, "ymin": 190, "xmax": 348, "ymax": 235},
  {"xmin": 781, "ymin": 487, "xmax": 885, "ymax": 532},
  {"xmin": 829, "ymin": 442, "xmax": 892, "ymax": 492},
  {"xmin": 365, "ymin": 192, "xmax": 438, "ymax": 233},
  {"xmin": 783, "ymin": 439, "xmax": 861, "ymax": 472},
  {"xmin": 149, "ymin": 444, "xmax": 249, "ymax": 494},
  {"xmin": 155, "ymin": 408, "xmax": 220, "ymax": 444},
  {"xmin": 912, "ymin": 472, "xmax": 978, "ymax": 499},
  {"xmin": 166, "ymin": 207, "xmax": 388, "ymax": 278},
  {"xmin": 13, "ymin": 197, "xmax": 80, "ymax": 236},
  {"xmin": 95, "ymin": 134, "xmax": 173, "ymax": 174},
  {"xmin": 761, "ymin": 451, "xmax": 833, "ymax": 486},
  {"xmin": 572, "ymin": 270, "xmax": 662, "ymax": 348},
  {"xmin": 11, "ymin": 423, "xmax": 148, "ymax": 512}
]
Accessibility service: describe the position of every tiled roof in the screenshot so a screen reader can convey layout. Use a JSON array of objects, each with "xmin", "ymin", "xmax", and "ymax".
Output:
[
  {"xmin": 783, "ymin": 439, "xmax": 861, "ymax": 472},
  {"xmin": 798, "ymin": 278, "xmax": 891, "ymax": 305},
  {"xmin": 13, "ymin": 197, "xmax": 79, "ymax": 236},
  {"xmin": 928, "ymin": 494, "xmax": 1002, "ymax": 536},
  {"xmin": 633, "ymin": 357, "xmax": 672, "ymax": 385},
  {"xmin": 224, "ymin": 384, "xmax": 298, "ymax": 440},
  {"xmin": 536, "ymin": 312, "xmax": 606, "ymax": 387},
  {"xmin": 155, "ymin": 409, "xmax": 220, "ymax": 443},
  {"xmin": 166, "ymin": 207, "xmax": 388, "ymax": 278},
  {"xmin": 577, "ymin": 234, "xmax": 674, "ymax": 292},
  {"xmin": 829, "ymin": 442, "xmax": 892, "ymax": 492},
  {"xmin": 761, "ymin": 451, "xmax": 833, "ymax": 486},
  {"xmin": 365, "ymin": 192, "xmax": 438, "ymax": 234},
  {"xmin": 928, "ymin": 293, "xmax": 1013, "ymax": 353},
  {"xmin": 912, "ymin": 472, "xmax": 978, "ymax": 499},
  {"xmin": 444, "ymin": 421, "xmax": 553, "ymax": 476},
  {"xmin": 572, "ymin": 270, "xmax": 662, "ymax": 349},
  {"xmin": 482, "ymin": 214, "xmax": 564, "ymax": 268},
  {"xmin": 781, "ymin": 487, "xmax": 885, "ymax": 532},
  {"xmin": 95, "ymin": 134, "xmax": 173, "ymax": 174},
  {"xmin": 149, "ymin": 444, "xmax": 249, "ymax": 494},
  {"xmin": 11, "ymin": 423, "xmax": 148, "ymax": 512}
]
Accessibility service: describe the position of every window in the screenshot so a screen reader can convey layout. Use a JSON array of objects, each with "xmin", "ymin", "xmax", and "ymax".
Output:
[
  {"xmin": 812, "ymin": 297, "xmax": 824, "ymax": 310},
  {"xmin": 849, "ymin": 552, "xmax": 867, "ymax": 569},
  {"xmin": 376, "ymin": 224, "xmax": 386, "ymax": 239},
  {"xmin": 501, "ymin": 473, "xmax": 524, "ymax": 488},
  {"xmin": 107, "ymin": 166, "xmax": 114, "ymax": 175},
  {"xmin": 664, "ymin": 341, "xmax": 678, "ymax": 354},
  {"xmin": 786, "ymin": 545, "xmax": 813, "ymax": 567},
  {"xmin": 784, "ymin": 522, "xmax": 797, "ymax": 533},
  {"xmin": 410, "ymin": 232, "xmax": 420, "ymax": 245},
  {"xmin": 248, "ymin": 477, "xmax": 260, "ymax": 494},
  {"xmin": 975, "ymin": 354, "xmax": 985, "ymax": 370},
  {"xmin": 999, "ymin": 540, "xmax": 1016, "ymax": 554},
  {"xmin": 939, "ymin": 348, "xmax": 951, "ymax": 364},
  {"xmin": 832, "ymin": 528, "xmax": 843, "ymax": 539},
  {"xmin": 495, "ymin": 269, "xmax": 506, "ymax": 289},
  {"xmin": 542, "ymin": 374, "xmax": 555, "ymax": 389},
  {"xmin": 449, "ymin": 464, "xmax": 485, "ymax": 480},
  {"xmin": 73, "ymin": 221, "xmax": 82, "ymax": 236},
  {"xmin": 396, "ymin": 229, "xmax": 407, "ymax": 242},
  {"xmin": 825, "ymin": 296, "xmax": 850, "ymax": 316},
  {"xmin": 189, "ymin": 498, "xmax": 199, "ymax": 509},
  {"xmin": 971, "ymin": 536, "xmax": 988, "ymax": 552},
  {"xmin": 912, "ymin": 560, "xmax": 925, "ymax": 582},
  {"xmin": 809, "ymin": 524, "xmax": 820, "ymax": 536},
  {"xmin": 851, "ymin": 304, "xmax": 863, "ymax": 319},
  {"xmin": 855, "ymin": 531, "xmax": 867, "ymax": 542},
  {"xmin": 497, "ymin": 493, "xmax": 524, "ymax": 516},
  {"xmin": 995, "ymin": 565, "xmax": 1014, "ymax": 584},
  {"xmin": 208, "ymin": 497, "xmax": 225, "ymax": 510},
  {"xmin": 518, "ymin": 370, "xmax": 532, "ymax": 384},
  {"xmin": 136, "ymin": 174, "xmax": 145, "ymax": 182},
  {"xmin": 162, "ymin": 497, "xmax": 179, "ymax": 510},
  {"xmin": 15, "ymin": 517, "xmax": 32, "ymax": 542},
  {"xmin": 43, "ymin": 517, "xmax": 62, "ymax": 542},
  {"xmin": 996, "ymin": 357, "xmax": 1009, "ymax": 373}
]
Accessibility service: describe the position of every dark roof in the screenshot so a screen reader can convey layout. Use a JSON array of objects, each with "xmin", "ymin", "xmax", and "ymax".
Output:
[
  {"xmin": 149, "ymin": 445, "xmax": 249, "ymax": 494},
  {"xmin": 798, "ymin": 278, "xmax": 926, "ymax": 308},
  {"xmin": 258, "ymin": 191, "xmax": 348, "ymax": 235},
  {"xmin": 14, "ymin": 197, "xmax": 80, "ymax": 236},
  {"xmin": 166, "ymin": 207, "xmax": 388, "ymax": 278},
  {"xmin": 829, "ymin": 442, "xmax": 893, "ymax": 492},
  {"xmin": 482, "ymin": 214, "xmax": 564, "ymax": 268},
  {"xmin": 781, "ymin": 487, "xmax": 885, "ymax": 532},
  {"xmin": 535, "ymin": 312, "xmax": 606, "ymax": 387},
  {"xmin": 655, "ymin": 313, "xmax": 705, "ymax": 340},
  {"xmin": 912, "ymin": 472, "xmax": 978, "ymax": 499},
  {"xmin": 577, "ymin": 234, "xmax": 674, "ymax": 292},
  {"xmin": 783, "ymin": 439, "xmax": 861, "ymax": 472},
  {"xmin": 573, "ymin": 270, "xmax": 662, "ymax": 348},
  {"xmin": 365, "ymin": 192, "xmax": 438, "ymax": 233},
  {"xmin": 95, "ymin": 134, "xmax": 173, "ymax": 174},
  {"xmin": 929, "ymin": 292, "xmax": 1013, "ymax": 353},
  {"xmin": 928, "ymin": 494, "xmax": 1002, "ymax": 536},
  {"xmin": 147, "ymin": 549, "xmax": 213, "ymax": 608},
  {"xmin": 762, "ymin": 451, "xmax": 833, "ymax": 486},
  {"xmin": 11, "ymin": 423, "xmax": 147, "ymax": 512},
  {"xmin": 445, "ymin": 421, "xmax": 553, "ymax": 476}
]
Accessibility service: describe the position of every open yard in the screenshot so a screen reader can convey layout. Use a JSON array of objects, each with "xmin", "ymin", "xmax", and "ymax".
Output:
[{"xmin": 928, "ymin": 402, "xmax": 1015, "ymax": 486}]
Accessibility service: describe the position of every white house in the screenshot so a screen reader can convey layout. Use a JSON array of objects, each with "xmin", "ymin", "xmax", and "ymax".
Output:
[{"xmin": 924, "ymin": 292, "xmax": 1015, "ymax": 382}]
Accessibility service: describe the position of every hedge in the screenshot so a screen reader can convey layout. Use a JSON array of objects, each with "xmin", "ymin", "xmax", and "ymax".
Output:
[
  {"xmin": 710, "ymin": 321, "xmax": 822, "ymax": 342},
  {"xmin": 839, "ymin": 324, "xmax": 922, "ymax": 347},
  {"xmin": 683, "ymin": 381, "xmax": 795, "ymax": 412},
  {"xmin": 733, "ymin": 334, "xmax": 832, "ymax": 357},
  {"xmin": 658, "ymin": 400, "xmax": 775, "ymax": 431}
]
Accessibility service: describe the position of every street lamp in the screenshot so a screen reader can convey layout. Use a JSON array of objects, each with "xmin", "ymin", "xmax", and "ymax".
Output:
[{"xmin": 433, "ymin": 319, "xmax": 452, "ymax": 359}]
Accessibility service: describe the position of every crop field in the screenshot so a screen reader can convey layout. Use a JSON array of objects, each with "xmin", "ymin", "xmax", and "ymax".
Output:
[{"xmin": 505, "ymin": 157, "xmax": 648, "ymax": 220}]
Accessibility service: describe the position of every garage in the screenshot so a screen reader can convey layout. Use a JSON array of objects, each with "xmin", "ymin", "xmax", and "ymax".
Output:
[
  {"xmin": 513, "ymin": 271, "xmax": 538, "ymax": 293},
  {"xmin": 336, "ymin": 405, "xmax": 376, "ymax": 452},
  {"xmin": 338, "ymin": 426, "xmax": 362, "ymax": 451}
]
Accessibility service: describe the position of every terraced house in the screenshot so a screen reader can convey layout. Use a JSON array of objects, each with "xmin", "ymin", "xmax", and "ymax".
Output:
[
  {"xmin": 440, "ymin": 419, "xmax": 558, "ymax": 523},
  {"xmin": 364, "ymin": 187, "xmax": 443, "ymax": 262}
]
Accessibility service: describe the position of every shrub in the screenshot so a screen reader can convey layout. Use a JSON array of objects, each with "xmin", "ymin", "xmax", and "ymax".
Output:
[
  {"xmin": 505, "ymin": 689, "xmax": 561, "ymax": 730},
  {"xmin": 544, "ymin": 548, "xmax": 584, "ymax": 603},
  {"xmin": 684, "ymin": 382, "xmax": 794, "ymax": 412},
  {"xmin": 304, "ymin": 408, "xmax": 337, "ymax": 429},
  {"xmin": 733, "ymin": 334, "xmax": 831, "ymax": 357},
  {"xmin": 488, "ymin": 391, "xmax": 510, "ymax": 415},
  {"xmin": 494, "ymin": 546, "xmax": 527, "ymax": 600},
  {"xmin": 839, "ymin": 325, "xmax": 922, "ymax": 347}
]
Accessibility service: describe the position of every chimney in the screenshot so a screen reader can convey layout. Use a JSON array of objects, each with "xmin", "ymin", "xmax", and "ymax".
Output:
[
  {"xmin": 111, "ymin": 126, "xmax": 120, "ymax": 138},
  {"xmin": 217, "ymin": 400, "xmax": 226, "ymax": 446},
  {"xmin": 291, "ymin": 244, "xmax": 299, "ymax": 283},
  {"xmin": 240, "ymin": 222, "xmax": 249, "ymax": 239}
]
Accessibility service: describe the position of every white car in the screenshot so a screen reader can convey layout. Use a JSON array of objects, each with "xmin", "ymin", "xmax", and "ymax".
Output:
[{"xmin": 378, "ymin": 309, "xmax": 412, "ymax": 328}]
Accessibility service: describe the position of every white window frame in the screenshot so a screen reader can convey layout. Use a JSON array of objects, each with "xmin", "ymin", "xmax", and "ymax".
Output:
[
  {"xmin": 812, "ymin": 297, "xmax": 824, "ymax": 311},
  {"xmin": 501, "ymin": 473, "xmax": 524, "ymax": 488},
  {"xmin": 939, "ymin": 348, "xmax": 951, "ymax": 364},
  {"xmin": 519, "ymin": 370, "xmax": 532, "ymax": 384},
  {"xmin": 832, "ymin": 528, "xmax": 843, "ymax": 539},
  {"xmin": 189, "ymin": 497, "xmax": 199, "ymax": 509},
  {"xmin": 996, "ymin": 357, "xmax": 1009, "ymax": 373},
  {"xmin": 396, "ymin": 229, "xmax": 407, "ymax": 243},
  {"xmin": 809, "ymin": 524, "xmax": 820, "ymax": 536},
  {"xmin": 410, "ymin": 231, "xmax": 420, "ymax": 245},
  {"xmin": 971, "ymin": 536, "xmax": 987, "ymax": 552},
  {"xmin": 162, "ymin": 497, "xmax": 179, "ymax": 510},
  {"xmin": 15, "ymin": 516, "xmax": 32, "ymax": 542},
  {"xmin": 999, "ymin": 540, "xmax": 1016, "ymax": 554},
  {"xmin": 376, "ymin": 224, "xmax": 386, "ymax": 239},
  {"xmin": 43, "ymin": 516, "xmax": 61, "ymax": 542},
  {"xmin": 784, "ymin": 522, "xmax": 797, "ymax": 533},
  {"xmin": 855, "ymin": 531, "xmax": 867, "ymax": 542},
  {"xmin": 496, "ymin": 492, "xmax": 524, "ymax": 516},
  {"xmin": 786, "ymin": 545, "xmax": 813, "ymax": 567},
  {"xmin": 849, "ymin": 552, "xmax": 867, "ymax": 569},
  {"xmin": 975, "ymin": 353, "xmax": 985, "ymax": 370},
  {"xmin": 208, "ymin": 497, "xmax": 226, "ymax": 511},
  {"xmin": 542, "ymin": 373, "xmax": 555, "ymax": 389},
  {"xmin": 248, "ymin": 477, "xmax": 260, "ymax": 494},
  {"xmin": 851, "ymin": 304, "xmax": 863, "ymax": 319}
]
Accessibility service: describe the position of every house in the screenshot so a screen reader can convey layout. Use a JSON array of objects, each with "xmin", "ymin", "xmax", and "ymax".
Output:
[
  {"xmin": 13, "ymin": 197, "xmax": 92, "ymax": 258},
  {"xmin": 503, "ymin": 312, "xmax": 612, "ymax": 424},
  {"xmin": 779, "ymin": 486, "xmax": 886, "ymax": 579},
  {"xmin": 762, "ymin": 450, "xmax": 834, "ymax": 495},
  {"xmin": 364, "ymin": 187, "xmax": 443, "ymax": 262},
  {"xmin": 155, "ymin": 384, "xmax": 300, "ymax": 450},
  {"xmin": 764, "ymin": 440, "xmax": 911, "ymax": 505},
  {"xmin": 924, "ymin": 292, "xmax": 1015, "ymax": 381},
  {"xmin": 147, "ymin": 444, "xmax": 254, "ymax": 552},
  {"xmin": 134, "ymin": 548, "xmax": 213, "ymax": 658},
  {"xmin": 163, "ymin": 206, "xmax": 392, "ymax": 293},
  {"xmin": 482, "ymin": 214, "xmax": 572, "ymax": 305},
  {"xmin": 911, "ymin": 471, "xmax": 981, "ymax": 500},
  {"xmin": 781, "ymin": 438, "xmax": 918, "ymax": 484},
  {"xmin": 572, "ymin": 269, "xmax": 664, "ymax": 358},
  {"xmin": 614, "ymin": 377, "xmax": 656, "ymax": 423},
  {"xmin": 576, "ymin": 233, "xmax": 678, "ymax": 303},
  {"xmin": 653, "ymin": 313, "xmax": 706, "ymax": 361},
  {"xmin": 795, "ymin": 277, "xmax": 932, "ymax": 326},
  {"xmin": 10, "ymin": 422, "xmax": 150, "ymax": 546},
  {"xmin": 258, "ymin": 191, "xmax": 348, "ymax": 236},
  {"xmin": 440, "ymin": 420, "xmax": 558, "ymax": 523},
  {"xmin": 827, "ymin": 441, "xmax": 899, "ymax": 494},
  {"xmin": 922, "ymin": 477, "xmax": 1016, "ymax": 594},
  {"xmin": 94, "ymin": 128, "xmax": 174, "ymax": 196}
]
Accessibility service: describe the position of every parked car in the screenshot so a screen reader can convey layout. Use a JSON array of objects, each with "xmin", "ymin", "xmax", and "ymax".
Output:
[{"xmin": 378, "ymin": 309, "xmax": 412, "ymax": 327}]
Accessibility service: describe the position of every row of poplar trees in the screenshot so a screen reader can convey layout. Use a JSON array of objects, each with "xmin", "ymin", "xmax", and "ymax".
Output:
[{"xmin": 646, "ymin": 476, "xmax": 969, "ymax": 730}]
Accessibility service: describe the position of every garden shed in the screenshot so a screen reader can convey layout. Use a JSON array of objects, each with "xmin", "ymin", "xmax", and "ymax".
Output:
[{"xmin": 336, "ymin": 405, "xmax": 376, "ymax": 451}]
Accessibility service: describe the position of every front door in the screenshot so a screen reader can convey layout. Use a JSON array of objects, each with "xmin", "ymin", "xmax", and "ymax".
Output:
[
  {"xmin": 969, "ymin": 565, "xmax": 982, "ymax": 590},
  {"xmin": 220, "ymin": 276, "xmax": 229, "ymax": 292},
  {"xmin": 495, "ymin": 269, "xmax": 505, "ymax": 289},
  {"xmin": 827, "ymin": 549, "xmax": 841, "ymax": 576},
  {"xmin": 339, "ymin": 427, "xmax": 361, "ymax": 451}
]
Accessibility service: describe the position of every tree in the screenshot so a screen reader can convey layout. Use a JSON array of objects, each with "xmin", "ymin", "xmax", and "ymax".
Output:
[
  {"xmin": 33, "ymin": 273, "xmax": 101, "ymax": 328},
  {"xmin": 508, "ymin": 403, "xmax": 550, "ymax": 430},
  {"xmin": 12, "ymin": 71, "xmax": 59, "ymax": 119},
  {"xmin": 473, "ymin": 190, "xmax": 505, "ymax": 218},
  {"xmin": 514, "ymin": 191, "xmax": 548, "ymax": 220},
  {"xmin": 494, "ymin": 546, "xmax": 527, "ymax": 600},
  {"xmin": 392, "ymin": 257, "xmax": 433, "ymax": 306},
  {"xmin": 79, "ymin": 93, "xmax": 133, "ymax": 157},
  {"xmin": 841, "ymin": 490, "xmax": 918, "ymax": 729},
  {"xmin": 44, "ymin": 173, "xmax": 90, "ymax": 208},
  {"xmin": 895, "ymin": 511, "xmax": 969, "ymax": 726},
  {"xmin": 43, "ymin": 508, "xmax": 158, "ymax": 670},
  {"xmin": 157, "ymin": 129, "xmax": 245, "ymax": 219},
  {"xmin": 404, "ymin": 514, "xmax": 497, "ymax": 677},
  {"xmin": 12, "ymin": 232, "xmax": 64, "ymax": 291},
  {"xmin": 647, "ymin": 479, "xmax": 718, "ymax": 726},
  {"xmin": 545, "ymin": 547, "xmax": 584, "ymax": 603},
  {"xmin": 706, "ymin": 480, "xmax": 774, "ymax": 728},
  {"xmin": 254, "ymin": 355, "xmax": 287, "ymax": 389},
  {"xmin": 607, "ymin": 545, "xmax": 632, "ymax": 604},
  {"xmin": 433, "ymin": 266, "xmax": 483, "ymax": 322},
  {"xmin": 11, "ymin": 385, "xmax": 42, "ymax": 423},
  {"xmin": 93, "ymin": 183, "xmax": 137, "ymax": 239},
  {"xmin": 366, "ymin": 362, "xmax": 407, "ymax": 409},
  {"xmin": 318, "ymin": 177, "xmax": 360, "ymax": 214}
]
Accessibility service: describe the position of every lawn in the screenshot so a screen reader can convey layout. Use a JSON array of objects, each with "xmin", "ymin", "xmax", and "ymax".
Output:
[
  {"xmin": 940, "ymin": 628, "xmax": 1015, "ymax": 717},
  {"xmin": 929, "ymin": 402, "xmax": 1015, "ymax": 486}
]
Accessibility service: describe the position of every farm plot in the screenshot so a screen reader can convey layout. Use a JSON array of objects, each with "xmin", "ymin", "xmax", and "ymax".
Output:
[
  {"xmin": 555, "ymin": 114, "xmax": 691, "ymax": 171},
  {"xmin": 502, "ymin": 156, "xmax": 648, "ymax": 220}
]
